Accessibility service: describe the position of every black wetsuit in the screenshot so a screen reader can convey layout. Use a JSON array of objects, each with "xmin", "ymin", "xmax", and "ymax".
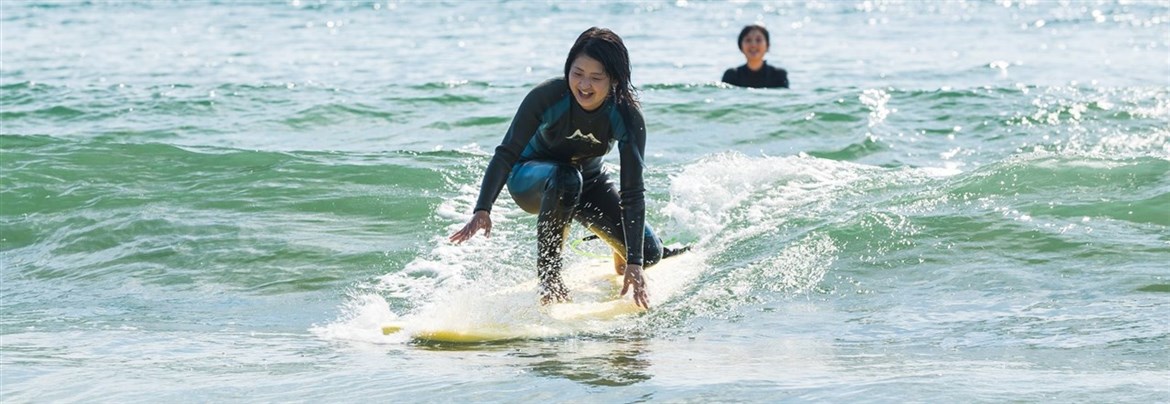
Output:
[
  {"xmin": 473, "ymin": 77, "xmax": 663, "ymax": 294},
  {"xmin": 721, "ymin": 62, "xmax": 789, "ymax": 89}
]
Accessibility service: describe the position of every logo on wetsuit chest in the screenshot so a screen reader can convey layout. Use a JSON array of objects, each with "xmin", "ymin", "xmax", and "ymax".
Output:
[{"xmin": 567, "ymin": 129, "xmax": 602, "ymax": 145}]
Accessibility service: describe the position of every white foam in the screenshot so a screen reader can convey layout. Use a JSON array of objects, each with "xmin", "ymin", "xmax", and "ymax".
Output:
[
  {"xmin": 663, "ymin": 152, "xmax": 871, "ymax": 246},
  {"xmin": 309, "ymin": 293, "xmax": 409, "ymax": 344}
]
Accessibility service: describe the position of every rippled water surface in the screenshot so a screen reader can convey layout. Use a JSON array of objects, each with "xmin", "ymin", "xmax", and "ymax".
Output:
[{"xmin": 2, "ymin": 1, "xmax": 1168, "ymax": 402}]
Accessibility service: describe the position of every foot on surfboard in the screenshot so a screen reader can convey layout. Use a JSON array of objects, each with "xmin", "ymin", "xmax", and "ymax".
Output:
[
  {"xmin": 539, "ymin": 278, "xmax": 570, "ymax": 305},
  {"xmin": 581, "ymin": 234, "xmax": 692, "ymax": 260},
  {"xmin": 615, "ymin": 245, "xmax": 691, "ymax": 275},
  {"xmin": 663, "ymin": 245, "xmax": 691, "ymax": 259}
]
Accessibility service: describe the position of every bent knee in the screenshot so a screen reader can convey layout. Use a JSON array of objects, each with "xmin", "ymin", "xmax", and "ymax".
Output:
[{"xmin": 547, "ymin": 166, "xmax": 583, "ymax": 196}]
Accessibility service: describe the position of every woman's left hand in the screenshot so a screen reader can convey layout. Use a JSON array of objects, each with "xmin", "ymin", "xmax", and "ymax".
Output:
[{"xmin": 619, "ymin": 264, "xmax": 649, "ymax": 309}]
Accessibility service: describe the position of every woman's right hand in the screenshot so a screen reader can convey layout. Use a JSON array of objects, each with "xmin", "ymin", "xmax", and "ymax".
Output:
[{"xmin": 449, "ymin": 210, "xmax": 492, "ymax": 244}]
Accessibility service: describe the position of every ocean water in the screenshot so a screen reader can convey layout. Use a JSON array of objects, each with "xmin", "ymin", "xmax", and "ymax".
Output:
[{"xmin": 2, "ymin": 0, "xmax": 1169, "ymax": 402}]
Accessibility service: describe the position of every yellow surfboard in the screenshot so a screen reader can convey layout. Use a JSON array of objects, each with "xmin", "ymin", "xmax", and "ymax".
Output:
[
  {"xmin": 381, "ymin": 321, "xmax": 530, "ymax": 343},
  {"xmin": 381, "ymin": 251, "xmax": 698, "ymax": 343}
]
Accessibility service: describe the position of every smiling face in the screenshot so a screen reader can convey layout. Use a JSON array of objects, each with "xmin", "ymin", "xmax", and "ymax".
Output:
[
  {"xmin": 568, "ymin": 55, "xmax": 611, "ymax": 112},
  {"xmin": 739, "ymin": 28, "xmax": 769, "ymax": 65}
]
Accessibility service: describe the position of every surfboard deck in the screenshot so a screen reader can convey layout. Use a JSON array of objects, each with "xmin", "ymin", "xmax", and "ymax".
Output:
[
  {"xmin": 381, "ymin": 321, "xmax": 527, "ymax": 343},
  {"xmin": 381, "ymin": 249, "xmax": 694, "ymax": 343}
]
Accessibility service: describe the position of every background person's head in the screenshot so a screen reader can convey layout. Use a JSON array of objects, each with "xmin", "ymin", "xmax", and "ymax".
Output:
[
  {"xmin": 737, "ymin": 24, "xmax": 770, "ymax": 66},
  {"xmin": 564, "ymin": 27, "xmax": 639, "ymax": 110}
]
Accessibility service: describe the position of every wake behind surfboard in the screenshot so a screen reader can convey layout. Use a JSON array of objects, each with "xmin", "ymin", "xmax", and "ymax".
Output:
[{"xmin": 381, "ymin": 248, "xmax": 698, "ymax": 343}]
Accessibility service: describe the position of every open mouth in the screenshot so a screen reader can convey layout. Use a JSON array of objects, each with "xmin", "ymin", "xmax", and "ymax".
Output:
[{"xmin": 576, "ymin": 88, "xmax": 596, "ymax": 103}]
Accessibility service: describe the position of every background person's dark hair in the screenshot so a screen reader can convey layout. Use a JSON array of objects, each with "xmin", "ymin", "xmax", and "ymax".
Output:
[
  {"xmin": 563, "ymin": 27, "xmax": 639, "ymax": 109},
  {"xmin": 737, "ymin": 24, "xmax": 770, "ymax": 49}
]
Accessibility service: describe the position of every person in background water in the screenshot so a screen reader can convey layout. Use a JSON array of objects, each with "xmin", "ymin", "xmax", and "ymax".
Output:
[
  {"xmin": 722, "ymin": 24, "xmax": 789, "ymax": 89},
  {"xmin": 449, "ymin": 27, "xmax": 687, "ymax": 309}
]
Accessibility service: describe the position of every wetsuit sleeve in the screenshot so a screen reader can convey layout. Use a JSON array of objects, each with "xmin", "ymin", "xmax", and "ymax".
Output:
[
  {"xmin": 473, "ymin": 81, "xmax": 558, "ymax": 213},
  {"xmin": 618, "ymin": 105, "xmax": 648, "ymax": 265}
]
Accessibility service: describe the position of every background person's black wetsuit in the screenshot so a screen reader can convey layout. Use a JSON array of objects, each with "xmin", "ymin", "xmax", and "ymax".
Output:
[
  {"xmin": 473, "ymin": 77, "xmax": 664, "ymax": 293},
  {"xmin": 721, "ymin": 62, "xmax": 789, "ymax": 88}
]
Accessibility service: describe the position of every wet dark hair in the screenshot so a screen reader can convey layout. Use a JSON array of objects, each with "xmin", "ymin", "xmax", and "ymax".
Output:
[
  {"xmin": 563, "ymin": 27, "xmax": 639, "ymax": 109},
  {"xmin": 737, "ymin": 24, "xmax": 770, "ymax": 50}
]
